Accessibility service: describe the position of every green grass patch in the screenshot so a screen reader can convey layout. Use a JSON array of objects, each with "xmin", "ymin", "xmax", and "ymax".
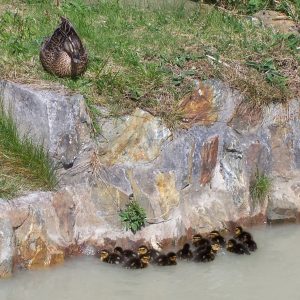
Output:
[
  {"xmin": 250, "ymin": 170, "xmax": 271, "ymax": 204},
  {"xmin": 0, "ymin": 0, "xmax": 299, "ymax": 126},
  {"xmin": 206, "ymin": 0, "xmax": 300, "ymax": 20},
  {"xmin": 0, "ymin": 106, "xmax": 57, "ymax": 199}
]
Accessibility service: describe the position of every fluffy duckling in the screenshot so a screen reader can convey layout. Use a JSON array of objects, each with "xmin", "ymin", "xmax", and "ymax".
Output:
[
  {"xmin": 208, "ymin": 230, "xmax": 226, "ymax": 247},
  {"xmin": 137, "ymin": 245, "xmax": 160, "ymax": 262},
  {"xmin": 100, "ymin": 249, "xmax": 110, "ymax": 263},
  {"xmin": 234, "ymin": 226, "xmax": 252, "ymax": 242},
  {"xmin": 154, "ymin": 252, "xmax": 177, "ymax": 266},
  {"xmin": 242, "ymin": 238, "xmax": 258, "ymax": 252},
  {"xmin": 100, "ymin": 249, "xmax": 123, "ymax": 264},
  {"xmin": 176, "ymin": 243, "xmax": 193, "ymax": 261},
  {"xmin": 192, "ymin": 234, "xmax": 210, "ymax": 249},
  {"xmin": 210, "ymin": 241, "xmax": 221, "ymax": 254},
  {"xmin": 226, "ymin": 239, "xmax": 250, "ymax": 255},
  {"xmin": 193, "ymin": 245, "xmax": 216, "ymax": 263},
  {"xmin": 114, "ymin": 247, "xmax": 138, "ymax": 261},
  {"xmin": 123, "ymin": 254, "xmax": 150, "ymax": 269}
]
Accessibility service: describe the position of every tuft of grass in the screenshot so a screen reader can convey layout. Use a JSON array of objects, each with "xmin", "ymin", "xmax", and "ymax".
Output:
[
  {"xmin": 0, "ymin": 0, "xmax": 299, "ymax": 127},
  {"xmin": 0, "ymin": 106, "xmax": 57, "ymax": 199},
  {"xmin": 119, "ymin": 200, "xmax": 147, "ymax": 234},
  {"xmin": 250, "ymin": 170, "xmax": 271, "ymax": 204}
]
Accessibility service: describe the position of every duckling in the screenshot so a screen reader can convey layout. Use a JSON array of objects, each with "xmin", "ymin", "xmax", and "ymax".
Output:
[
  {"xmin": 176, "ymin": 243, "xmax": 193, "ymax": 260},
  {"xmin": 208, "ymin": 230, "xmax": 226, "ymax": 247},
  {"xmin": 100, "ymin": 249, "xmax": 123, "ymax": 264},
  {"xmin": 100, "ymin": 249, "xmax": 110, "ymax": 263},
  {"xmin": 192, "ymin": 234, "xmax": 210, "ymax": 249},
  {"xmin": 40, "ymin": 17, "xmax": 88, "ymax": 77},
  {"xmin": 211, "ymin": 241, "xmax": 221, "ymax": 254},
  {"xmin": 123, "ymin": 254, "xmax": 150, "ymax": 269},
  {"xmin": 226, "ymin": 239, "xmax": 250, "ymax": 255},
  {"xmin": 137, "ymin": 245, "xmax": 160, "ymax": 262},
  {"xmin": 154, "ymin": 252, "xmax": 177, "ymax": 266},
  {"xmin": 234, "ymin": 226, "xmax": 252, "ymax": 242},
  {"xmin": 114, "ymin": 247, "xmax": 138, "ymax": 261},
  {"xmin": 193, "ymin": 245, "xmax": 216, "ymax": 263},
  {"xmin": 242, "ymin": 237, "xmax": 257, "ymax": 252}
]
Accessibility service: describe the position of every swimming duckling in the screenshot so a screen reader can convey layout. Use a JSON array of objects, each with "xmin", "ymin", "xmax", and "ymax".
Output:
[
  {"xmin": 137, "ymin": 245, "xmax": 160, "ymax": 262},
  {"xmin": 40, "ymin": 17, "xmax": 88, "ymax": 77},
  {"xmin": 193, "ymin": 245, "xmax": 216, "ymax": 263},
  {"xmin": 100, "ymin": 249, "xmax": 110, "ymax": 263},
  {"xmin": 226, "ymin": 239, "xmax": 250, "ymax": 255},
  {"xmin": 208, "ymin": 230, "xmax": 226, "ymax": 247},
  {"xmin": 123, "ymin": 254, "xmax": 150, "ymax": 269},
  {"xmin": 211, "ymin": 241, "xmax": 221, "ymax": 254},
  {"xmin": 100, "ymin": 249, "xmax": 123, "ymax": 264},
  {"xmin": 192, "ymin": 234, "xmax": 210, "ymax": 249},
  {"xmin": 114, "ymin": 247, "xmax": 138, "ymax": 261},
  {"xmin": 234, "ymin": 226, "xmax": 252, "ymax": 242},
  {"xmin": 242, "ymin": 237, "xmax": 257, "ymax": 252},
  {"xmin": 176, "ymin": 243, "xmax": 193, "ymax": 260},
  {"xmin": 154, "ymin": 252, "xmax": 177, "ymax": 266}
]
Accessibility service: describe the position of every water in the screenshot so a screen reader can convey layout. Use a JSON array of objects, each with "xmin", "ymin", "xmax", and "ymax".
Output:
[{"xmin": 1, "ymin": 224, "xmax": 300, "ymax": 300}]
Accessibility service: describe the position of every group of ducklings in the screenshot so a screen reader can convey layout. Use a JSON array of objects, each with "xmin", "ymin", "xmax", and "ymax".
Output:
[{"xmin": 99, "ymin": 226, "xmax": 257, "ymax": 269}]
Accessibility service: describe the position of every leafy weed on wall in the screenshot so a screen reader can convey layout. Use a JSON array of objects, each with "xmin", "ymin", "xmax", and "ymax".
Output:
[{"xmin": 119, "ymin": 200, "xmax": 147, "ymax": 234}]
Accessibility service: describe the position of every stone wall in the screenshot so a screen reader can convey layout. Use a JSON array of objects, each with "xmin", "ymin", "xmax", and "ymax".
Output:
[{"xmin": 0, "ymin": 79, "xmax": 300, "ymax": 277}]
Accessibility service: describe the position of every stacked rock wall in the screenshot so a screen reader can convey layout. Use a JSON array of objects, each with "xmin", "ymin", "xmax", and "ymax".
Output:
[{"xmin": 0, "ymin": 79, "xmax": 299, "ymax": 277}]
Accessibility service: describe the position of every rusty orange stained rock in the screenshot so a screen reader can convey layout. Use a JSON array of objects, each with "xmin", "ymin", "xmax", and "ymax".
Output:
[
  {"xmin": 200, "ymin": 136, "xmax": 219, "ymax": 185},
  {"xmin": 179, "ymin": 82, "xmax": 217, "ymax": 127}
]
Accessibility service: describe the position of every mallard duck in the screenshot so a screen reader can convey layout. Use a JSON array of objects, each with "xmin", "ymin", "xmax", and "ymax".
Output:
[
  {"xmin": 40, "ymin": 17, "xmax": 88, "ymax": 77},
  {"xmin": 154, "ymin": 252, "xmax": 177, "ymax": 266},
  {"xmin": 234, "ymin": 226, "xmax": 252, "ymax": 242},
  {"xmin": 100, "ymin": 249, "xmax": 124, "ymax": 264},
  {"xmin": 208, "ymin": 230, "xmax": 226, "ymax": 247},
  {"xmin": 137, "ymin": 245, "xmax": 160, "ymax": 262},
  {"xmin": 114, "ymin": 247, "xmax": 138, "ymax": 261},
  {"xmin": 192, "ymin": 234, "xmax": 210, "ymax": 249},
  {"xmin": 123, "ymin": 254, "xmax": 150, "ymax": 269},
  {"xmin": 176, "ymin": 243, "xmax": 193, "ymax": 260},
  {"xmin": 226, "ymin": 239, "xmax": 250, "ymax": 255},
  {"xmin": 193, "ymin": 245, "xmax": 216, "ymax": 262}
]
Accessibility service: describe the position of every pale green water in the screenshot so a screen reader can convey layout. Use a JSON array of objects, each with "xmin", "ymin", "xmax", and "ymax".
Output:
[{"xmin": 0, "ymin": 224, "xmax": 299, "ymax": 300}]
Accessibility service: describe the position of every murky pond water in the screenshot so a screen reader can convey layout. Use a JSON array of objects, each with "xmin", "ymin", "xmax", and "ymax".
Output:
[{"xmin": 1, "ymin": 224, "xmax": 299, "ymax": 300}]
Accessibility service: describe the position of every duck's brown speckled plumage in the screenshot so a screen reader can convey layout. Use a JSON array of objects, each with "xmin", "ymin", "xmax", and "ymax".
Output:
[{"xmin": 40, "ymin": 17, "xmax": 88, "ymax": 77}]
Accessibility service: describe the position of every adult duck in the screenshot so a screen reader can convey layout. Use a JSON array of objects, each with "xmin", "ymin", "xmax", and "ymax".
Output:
[{"xmin": 40, "ymin": 17, "xmax": 88, "ymax": 77}]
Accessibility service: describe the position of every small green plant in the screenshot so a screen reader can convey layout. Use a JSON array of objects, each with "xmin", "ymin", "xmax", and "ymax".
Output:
[
  {"xmin": 246, "ymin": 59, "xmax": 287, "ymax": 90},
  {"xmin": 250, "ymin": 170, "xmax": 271, "ymax": 203},
  {"xmin": 119, "ymin": 200, "xmax": 146, "ymax": 234}
]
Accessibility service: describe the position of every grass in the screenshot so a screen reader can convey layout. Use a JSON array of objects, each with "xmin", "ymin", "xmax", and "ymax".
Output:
[
  {"xmin": 203, "ymin": 0, "xmax": 300, "ymax": 20},
  {"xmin": 0, "ymin": 106, "xmax": 57, "ymax": 199},
  {"xmin": 0, "ymin": 0, "xmax": 299, "ymax": 129},
  {"xmin": 250, "ymin": 170, "xmax": 271, "ymax": 204}
]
